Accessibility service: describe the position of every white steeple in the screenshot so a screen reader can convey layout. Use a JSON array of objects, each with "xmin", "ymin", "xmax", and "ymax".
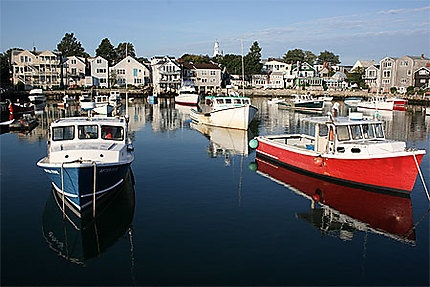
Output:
[{"xmin": 213, "ymin": 40, "xmax": 221, "ymax": 58}]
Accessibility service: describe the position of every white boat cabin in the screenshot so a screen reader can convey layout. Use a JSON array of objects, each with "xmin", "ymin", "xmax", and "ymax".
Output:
[
  {"xmin": 47, "ymin": 117, "xmax": 131, "ymax": 164},
  {"xmin": 266, "ymin": 114, "xmax": 406, "ymax": 156}
]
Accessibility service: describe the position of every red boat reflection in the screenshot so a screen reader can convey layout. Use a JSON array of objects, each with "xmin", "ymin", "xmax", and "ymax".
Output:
[{"xmin": 254, "ymin": 157, "xmax": 416, "ymax": 244}]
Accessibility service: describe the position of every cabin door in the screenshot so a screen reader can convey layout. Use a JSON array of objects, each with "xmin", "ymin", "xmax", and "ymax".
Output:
[{"xmin": 327, "ymin": 125, "xmax": 335, "ymax": 154}]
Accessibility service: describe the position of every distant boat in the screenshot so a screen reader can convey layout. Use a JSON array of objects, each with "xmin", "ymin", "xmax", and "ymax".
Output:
[
  {"xmin": 57, "ymin": 94, "xmax": 74, "ymax": 109},
  {"xmin": 250, "ymin": 113, "xmax": 426, "ymax": 193},
  {"xmin": 28, "ymin": 89, "xmax": 46, "ymax": 103},
  {"xmin": 93, "ymin": 94, "xmax": 114, "ymax": 115},
  {"xmin": 8, "ymin": 100, "xmax": 34, "ymax": 116},
  {"xmin": 426, "ymin": 107, "xmax": 430, "ymax": 116},
  {"xmin": 357, "ymin": 96, "xmax": 394, "ymax": 111},
  {"xmin": 278, "ymin": 94, "xmax": 324, "ymax": 112},
  {"xmin": 190, "ymin": 95, "xmax": 258, "ymax": 130},
  {"xmin": 9, "ymin": 114, "xmax": 38, "ymax": 132},
  {"xmin": 79, "ymin": 93, "xmax": 95, "ymax": 111},
  {"xmin": 344, "ymin": 97, "xmax": 362, "ymax": 107},
  {"xmin": 175, "ymin": 85, "xmax": 199, "ymax": 106},
  {"xmin": 37, "ymin": 116, "xmax": 135, "ymax": 211},
  {"xmin": 109, "ymin": 90, "xmax": 122, "ymax": 108}
]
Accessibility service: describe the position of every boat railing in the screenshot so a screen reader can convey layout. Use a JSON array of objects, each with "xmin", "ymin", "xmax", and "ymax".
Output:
[{"xmin": 268, "ymin": 134, "xmax": 315, "ymax": 150}]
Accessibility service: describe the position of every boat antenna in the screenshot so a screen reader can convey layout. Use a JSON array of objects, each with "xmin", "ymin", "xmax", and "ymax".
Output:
[
  {"xmin": 125, "ymin": 43, "xmax": 129, "ymax": 119},
  {"xmin": 241, "ymin": 39, "xmax": 245, "ymax": 97}
]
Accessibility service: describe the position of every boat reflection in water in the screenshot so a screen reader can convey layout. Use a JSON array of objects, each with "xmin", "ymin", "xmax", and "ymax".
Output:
[
  {"xmin": 42, "ymin": 168, "xmax": 136, "ymax": 264},
  {"xmin": 252, "ymin": 157, "xmax": 416, "ymax": 245},
  {"xmin": 191, "ymin": 122, "xmax": 252, "ymax": 165}
]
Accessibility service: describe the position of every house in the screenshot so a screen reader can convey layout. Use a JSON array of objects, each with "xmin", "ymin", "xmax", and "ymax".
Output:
[
  {"xmin": 110, "ymin": 56, "xmax": 150, "ymax": 88},
  {"xmin": 414, "ymin": 66, "xmax": 430, "ymax": 89},
  {"xmin": 229, "ymin": 75, "xmax": 250, "ymax": 89},
  {"xmin": 151, "ymin": 56, "xmax": 181, "ymax": 93},
  {"xmin": 182, "ymin": 62, "xmax": 221, "ymax": 93},
  {"xmin": 87, "ymin": 56, "xmax": 109, "ymax": 88},
  {"xmin": 292, "ymin": 62, "xmax": 322, "ymax": 90},
  {"xmin": 364, "ymin": 64, "xmax": 380, "ymax": 92},
  {"xmin": 324, "ymin": 72, "xmax": 348, "ymax": 91},
  {"xmin": 251, "ymin": 72, "xmax": 284, "ymax": 89},
  {"xmin": 351, "ymin": 60, "xmax": 377, "ymax": 72},
  {"xmin": 63, "ymin": 56, "xmax": 86, "ymax": 87},
  {"xmin": 379, "ymin": 55, "xmax": 430, "ymax": 93},
  {"xmin": 11, "ymin": 48, "xmax": 62, "ymax": 89}
]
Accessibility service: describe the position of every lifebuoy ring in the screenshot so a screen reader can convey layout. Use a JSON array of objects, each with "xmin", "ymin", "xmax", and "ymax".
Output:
[{"xmin": 314, "ymin": 157, "xmax": 324, "ymax": 167}]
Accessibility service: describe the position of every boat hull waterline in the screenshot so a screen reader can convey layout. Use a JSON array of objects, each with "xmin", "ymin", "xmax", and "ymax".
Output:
[{"xmin": 255, "ymin": 139, "xmax": 425, "ymax": 193}]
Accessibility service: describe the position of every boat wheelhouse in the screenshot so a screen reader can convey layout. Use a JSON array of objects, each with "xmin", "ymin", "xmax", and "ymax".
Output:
[
  {"xmin": 37, "ymin": 116, "xmax": 134, "ymax": 211},
  {"xmin": 251, "ymin": 113, "xmax": 425, "ymax": 193},
  {"xmin": 190, "ymin": 95, "xmax": 258, "ymax": 130}
]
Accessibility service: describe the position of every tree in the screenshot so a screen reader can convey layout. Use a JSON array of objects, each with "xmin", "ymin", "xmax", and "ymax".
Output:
[
  {"xmin": 109, "ymin": 70, "xmax": 118, "ymax": 87},
  {"xmin": 213, "ymin": 54, "xmax": 242, "ymax": 75},
  {"xmin": 95, "ymin": 38, "xmax": 116, "ymax": 65},
  {"xmin": 180, "ymin": 54, "xmax": 211, "ymax": 64},
  {"xmin": 57, "ymin": 32, "xmax": 88, "ymax": 57},
  {"xmin": 317, "ymin": 50, "xmax": 340, "ymax": 65},
  {"xmin": 283, "ymin": 49, "xmax": 305, "ymax": 64},
  {"xmin": 115, "ymin": 42, "xmax": 136, "ymax": 62},
  {"xmin": 244, "ymin": 41, "xmax": 263, "ymax": 75},
  {"xmin": 0, "ymin": 48, "xmax": 16, "ymax": 88},
  {"xmin": 345, "ymin": 67, "xmax": 366, "ymax": 89},
  {"xmin": 304, "ymin": 50, "xmax": 317, "ymax": 65}
]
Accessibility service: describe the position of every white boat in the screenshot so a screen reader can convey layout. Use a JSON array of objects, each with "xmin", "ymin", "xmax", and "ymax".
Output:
[
  {"xmin": 357, "ymin": 96, "xmax": 394, "ymax": 111},
  {"xmin": 278, "ymin": 94, "xmax": 324, "ymax": 112},
  {"xmin": 426, "ymin": 107, "xmax": 430, "ymax": 116},
  {"xmin": 28, "ymin": 89, "xmax": 46, "ymax": 103},
  {"xmin": 175, "ymin": 85, "xmax": 199, "ymax": 106},
  {"xmin": 190, "ymin": 95, "xmax": 258, "ymax": 130},
  {"xmin": 93, "ymin": 94, "xmax": 114, "ymax": 115},
  {"xmin": 37, "ymin": 116, "xmax": 134, "ymax": 211},
  {"xmin": 109, "ymin": 90, "xmax": 122, "ymax": 108},
  {"xmin": 268, "ymin": 97, "xmax": 285, "ymax": 105},
  {"xmin": 79, "ymin": 93, "xmax": 95, "ymax": 111},
  {"xmin": 344, "ymin": 97, "xmax": 362, "ymax": 107}
]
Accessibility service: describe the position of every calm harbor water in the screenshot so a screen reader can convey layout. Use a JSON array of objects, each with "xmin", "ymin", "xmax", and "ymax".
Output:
[{"xmin": 1, "ymin": 98, "xmax": 429, "ymax": 286}]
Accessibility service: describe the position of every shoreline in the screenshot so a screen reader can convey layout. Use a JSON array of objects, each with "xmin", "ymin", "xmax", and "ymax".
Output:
[{"xmin": 2, "ymin": 88, "xmax": 429, "ymax": 105}]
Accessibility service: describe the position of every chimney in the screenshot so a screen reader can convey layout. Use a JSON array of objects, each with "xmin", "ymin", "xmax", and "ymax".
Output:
[
  {"xmin": 33, "ymin": 47, "xmax": 36, "ymax": 53},
  {"xmin": 421, "ymin": 54, "xmax": 425, "ymax": 59}
]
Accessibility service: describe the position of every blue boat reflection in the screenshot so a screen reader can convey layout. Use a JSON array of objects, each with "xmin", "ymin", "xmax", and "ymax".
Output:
[
  {"xmin": 253, "ymin": 157, "xmax": 416, "ymax": 245},
  {"xmin": 42, "ymin": 168, "xmax": 136, "ymax": 264}
]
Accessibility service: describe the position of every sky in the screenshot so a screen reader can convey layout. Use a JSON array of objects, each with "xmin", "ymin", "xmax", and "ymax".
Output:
[{"xmin": 1, "ymin": 0, "xmax": 429, "ymax": 65}]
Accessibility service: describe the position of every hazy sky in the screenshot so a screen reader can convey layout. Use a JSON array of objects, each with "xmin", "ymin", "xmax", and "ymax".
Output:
[{"xmin": 1, "ymin": 0, "xmax": 429, "ymax": 64}]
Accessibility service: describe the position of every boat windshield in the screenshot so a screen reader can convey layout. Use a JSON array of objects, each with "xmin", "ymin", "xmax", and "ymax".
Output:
[
  {"xmin": 375, "ymin": 123, "xmax": 384, "ymax": 138},
  {"xmin": 336, "ymin": 126, "xmax": 350, "ymax": 141},
  {"xmin": 52, "ymin": 126, "xmax": 74, "ymax": 141},
  {"xmin": 78, "ymin": 125, "xmax": 98, "ymax": 139},
  {"xmin": 350, "ymin": 125, "xmax": 363, "ymax": 140},
  {"xmin": 362, "ymin": 124, "xmax": 374, "ymax": 139},
  {"xmin": 101, "ymin": 125, "xmax": 124, "ymax": 141}
]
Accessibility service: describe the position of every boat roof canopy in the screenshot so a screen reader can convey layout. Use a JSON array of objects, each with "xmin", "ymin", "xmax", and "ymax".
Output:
[
  {"xmin": 52, "ymin": 117, "xmax": 126, "ymax": 127},
  {"xmin": 302, "ymin": 116, "xmax": 383, "ymax": 126}
]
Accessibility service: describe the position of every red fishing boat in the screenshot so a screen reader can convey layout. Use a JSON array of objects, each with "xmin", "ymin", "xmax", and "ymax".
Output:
[
  {"xmin": 249, "ymin": 113, "xmax": 425, "ymax": 194},
  {"xmin": 254, "ymin": 157, "xmax": 415, "ymax": 244}
]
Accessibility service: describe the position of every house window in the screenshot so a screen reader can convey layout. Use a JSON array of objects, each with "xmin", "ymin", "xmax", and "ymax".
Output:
[
  {"xmin": 100, "ymin": 78, "xmax": 107, "ymax": 83},
  {"xmin": 71, "ymin": 59, "xmax": 76, "ymax": 64},
  {"xmin": 419, "ymin": 70, "xmax": 429, "ymax": 75},
  {"xmin": 420, "ymin": 79, "xmax": 426, "ymax": 83},
  {"xmin": 20, "ymin": 56, "xmax": 24, "ymax": 63},
  {"xmin": 210, "ymin": 71, "xmax": 216, "ymax": 76},
  {"xmin": 383, "ymin": 70, "xmax": 391, "ymax": 78},
  {"xmin": 97, "ymin": 59, "xmax": 102, "ymax": 64},
  {"xmin": 202, "ymin": 71, "xmax": 207, "ymax": 75},
  {"xmin": 71, "ymin": 68, "xmax": 76, "ymax": 74},
  {"xmin": 133, "ymin": 69, "xmax": 137, "ymax": 76},
  {"xmin": 407, "ymin": 70, "xmax": 412, "ymax": 76}
]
